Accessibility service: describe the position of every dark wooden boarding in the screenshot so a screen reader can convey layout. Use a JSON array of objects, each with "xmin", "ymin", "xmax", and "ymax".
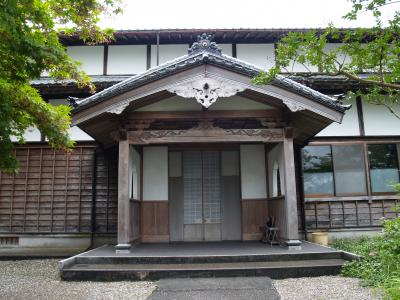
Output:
[{"xmin": 0, "ymin": 143, "xmax": 118, "ymax": 234}]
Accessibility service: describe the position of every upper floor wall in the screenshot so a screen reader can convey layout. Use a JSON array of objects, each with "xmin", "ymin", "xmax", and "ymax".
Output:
[{"xmin": 64, "ymin": 42, "xmax": 351, "ymax": 76}]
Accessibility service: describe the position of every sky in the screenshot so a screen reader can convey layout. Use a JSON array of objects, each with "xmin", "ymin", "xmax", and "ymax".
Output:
[{"xmin": 98, "ymin": 0, "xmax": 399, "ymax": 30}]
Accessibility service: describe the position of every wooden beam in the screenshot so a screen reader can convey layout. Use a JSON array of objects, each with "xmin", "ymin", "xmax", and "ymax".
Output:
[
  {"xmin": 116, "ymin": 139, "xmax": 131, "ymax": 251},
  {"xmin": 128, "ymin": 109, "xmax": 282, "ymax": 121},
  {"xmin": 356, "ymin": 95, "xmax": 365, "ymax": 136},
  {"xmin": 282, "ymin": 128, "xmax": 301, "ymax": 245},
  {"xmin": 128, "ymin": 125, "xmax": 284, "ymax": 145},
  {"xmin": 103, "ymin": 45, "xmax": 108, "ymax": 76}
]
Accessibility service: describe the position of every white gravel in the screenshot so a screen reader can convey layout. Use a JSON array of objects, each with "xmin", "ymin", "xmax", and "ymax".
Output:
[
  {"xmin": 273, "ymin": 276, "xmax": 382, "ymax": 300},
  {"xmin": 0, "ymin": 259, "xmax": 156, "ymax": 300},
  {"xmin": 0, "ymin": 260, "xmax": 383, "ymax": 300}
]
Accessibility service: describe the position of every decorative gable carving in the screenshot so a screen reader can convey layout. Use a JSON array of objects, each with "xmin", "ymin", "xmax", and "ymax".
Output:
[{"xmin": 167, "ymin": 78, "xmax": 245, "ymax": 108}]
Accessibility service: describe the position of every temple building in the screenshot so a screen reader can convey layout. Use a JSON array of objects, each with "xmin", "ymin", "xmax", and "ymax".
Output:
[{"xmin": 0, "ymin": 29, "xmax": 399, "ymax": 253}]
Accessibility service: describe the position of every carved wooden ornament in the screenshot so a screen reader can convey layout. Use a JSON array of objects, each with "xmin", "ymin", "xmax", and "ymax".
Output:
[
  {"xmin": 128, "ymin": 122, "xmax": 283, "ymax": 144},
  {"xmin": 167, "ymin": 78, "xmax": 245, "ymax": 108}
]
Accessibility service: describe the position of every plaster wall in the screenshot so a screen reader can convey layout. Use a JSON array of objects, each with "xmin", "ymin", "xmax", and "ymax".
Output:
[
  {"xmin": 49, "ymin": 99, "xmax": 94, "ymax": 141},
  {"xmin": 143, "ymin": 146, "xmax": 168, "ymax": 201},
  {"xmin": 129, "ymin": 147, "xmax": 141, "ymax": 200},
  {"xmin": 107, "ymin": 45, "xmax": 147, "ymax": 75},
  {"xmin": 151, "ymin": 44, "xmax": 189, "ymax": 67},
  {"xmin": 236, "ymin": 44, "xmax": 275, "ymax": 70},
  {"xmin": 219, "ymin": 44, "xmax": 233, "ymax": 56},
  {"xmin": 66, "ymin": 46, "xmax": 104, "ymax": 75},
  {"xmin": 267, "ymin": 143, "xmax": 285, "ymax": 197},
  {"xmin": 11, "ymin": 127, "xmax": 41, "ymax": 142},
  {"xmin": 317, "ymin": 97, "xmax": 360, "ymax": 136},
  {"xmin": 240, "ymin": 144, "xmax": 267, "ymax": 199},
  {"xmin": 363, "ymin": 99, "xmax": 400, "ymax": 136},
  {"xmin": 324, "ymin": 43, "xmax": 352, "ymax": 66}
]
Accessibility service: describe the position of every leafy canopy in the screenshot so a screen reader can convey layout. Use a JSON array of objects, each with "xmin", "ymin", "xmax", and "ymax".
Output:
[
  {"xmin": 0, "ymin": 0, "xmax": 121, "ymax": 173},
  {"xmin": 253, "ymin": 0, "xmax": 400, "ymax": 119}
]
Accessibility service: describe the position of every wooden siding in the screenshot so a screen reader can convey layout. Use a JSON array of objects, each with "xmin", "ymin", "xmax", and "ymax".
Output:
[
  {"xmin": 0, "ymin": 144, "xmax": 118, "ymax": 234},
  {"xmin": 268, "ymin": 197, "xmax": 287, "ymax": 240},
  {"xmin": 241, "ymin": 199, "xmax": 268, "ymax": 240},
  {"xmin": 95, "ymin": 147, "xmax": 118, "ymax": 233},
  {"xmin": 304, "ymin": 198, "xmax": 400, "ymax": 230},
  {"xmin": 141, "ymin": 201, "xmax": 169, "ymax": 242}
]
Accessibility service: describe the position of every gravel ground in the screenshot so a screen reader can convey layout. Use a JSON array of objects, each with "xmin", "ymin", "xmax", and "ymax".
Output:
[
  {"xmin": 273, "ymin": 276, "xmax": 382, "ymax": 300},
  {"xmin": 0, "ymin": 260, "xmax": 382, "ymax": 300},
  {"xmin": 0, "ymin": 259, "xmax": 156, "ymax": 300}
]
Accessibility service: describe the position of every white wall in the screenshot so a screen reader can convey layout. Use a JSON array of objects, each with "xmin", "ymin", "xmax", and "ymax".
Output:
[
  {"xmin": 143, "ymin": 146, "xmax": 168, "ymax": 201},
  {"xmin": 129, "ymin": 147, "xmax": 141, "ymax": 200},
  {"xmin": 49, "ymin": 99, "xmax": 93, "ymax": 141},
  {"xmin": 267, "ymin": 143, "xmax": 285, "ymax": 197},
  {"xmin": 219, "ymin": 44, "xmax": 232, "ymax": 56},
  {"xmin": 11, "ymin": 127, "xmax": 41, "ymax": 142},
  {"xmin": 10, "ymin": 98, "xmax": 95, "ymax": 142},
  {"xmin": 282, "ymin": 43, "xmax": 349, "ymax": 73},
  {"xmin": 151, "ymin": 44, "xmax": 189, "ymax": 67},
  {"xmin": 107, "ymin": 45, "xmax": 147, "ymax": 75},
  {"xmin": 317, "ymin": 97, "xmax": 360, "ymax": 136},
  {"xmin": 236, "ymin": 44, "xmax": 275, "ymax": 70},
  {"xmin": 67, "ymin": 46, "xmax": 103, "ymax": 75},
  {"xmin": 324, "ymin": 43, "xmax": 351, "ymax": 67},
  {"xmin": 363, "ymin": 100, "xmax": 400, "ymax": 136},
  {"xmin": 240, "ymin": 144, "xmax": 267, "ymax": 199}
]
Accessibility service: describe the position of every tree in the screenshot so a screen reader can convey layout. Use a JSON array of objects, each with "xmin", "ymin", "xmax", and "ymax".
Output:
[
  {"xmin": 253, "ymin": 0, "xmax": 400, "ymax": 119},
  {"xmin": 0, "ymin": 0, "xmax": 122, "ymax": 173}
]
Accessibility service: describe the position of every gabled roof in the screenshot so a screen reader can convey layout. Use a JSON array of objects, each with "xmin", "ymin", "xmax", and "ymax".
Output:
[{"xmin": 73, "ymin": 34, "xmax": 348, "ymax": 114}]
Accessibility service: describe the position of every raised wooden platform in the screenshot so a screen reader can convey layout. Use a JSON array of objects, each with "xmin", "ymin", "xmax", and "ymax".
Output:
[{"xmin": 59, "ymin": 241, "xmax": 359, "ymax": 281}]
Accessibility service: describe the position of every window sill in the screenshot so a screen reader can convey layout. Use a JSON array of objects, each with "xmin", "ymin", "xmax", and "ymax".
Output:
[{"xmin": 305, "ymin": 194, "xmax": 400, "ymax": 202}]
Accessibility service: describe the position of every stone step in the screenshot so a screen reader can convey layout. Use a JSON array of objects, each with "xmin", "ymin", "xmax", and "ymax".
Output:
[
  {"xmin": 74, "ymin": 251, "xmax": 345, "ymax": 265},
  {"xmin": 61, "ymin": 258, "xmax": 346, "ymax": 281}
]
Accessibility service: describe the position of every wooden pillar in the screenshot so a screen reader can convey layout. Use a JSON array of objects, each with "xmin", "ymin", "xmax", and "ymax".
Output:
[
  {"xmin": 115, "ymin": 138, "xmax": 132, "ymax": 252},
  {"xmin": 282, "ymin": 128, "xmax": 301, "ymax": 249}
]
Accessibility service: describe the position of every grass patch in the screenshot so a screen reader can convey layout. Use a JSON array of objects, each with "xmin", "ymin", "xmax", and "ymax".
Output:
[{"xmin": 331, "ymin": 212, "xmax": 400, "ymax": 299}]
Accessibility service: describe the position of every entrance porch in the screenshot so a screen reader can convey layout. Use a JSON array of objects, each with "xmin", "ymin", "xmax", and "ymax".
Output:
[
  {"xmin": 59, "ymin": 241, "xmax": 357, "ymax": 280},
  {"xmin": 117, "ymin": 129, "xmax": 300, "ymax": 250}
]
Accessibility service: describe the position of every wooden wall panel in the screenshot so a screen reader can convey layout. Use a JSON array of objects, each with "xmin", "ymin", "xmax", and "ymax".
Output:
[
  {"xmin": 268, "ymin": 197, "xmax": 288, "ymax": 240},
  {"xmin": 130, "ymin": 200, "xmax": 140, "ymax": 241},
  {"xmin": 0, "ymin": 143, "xmax": 118, "ymax": 234},
  {"xmin": 304, "ymin": 198, "xmax": 400, "ymax": 230},
  {"xmin": 241, "ymin": 199, "xmax": 268, "ymax": 240},
  {"xmin": 94, "ymin": 148, "xmax": 118, "ymax": 233},
  {"xmin": 141, "ymin": 201, "xmax": 169, "ymax": 242}
]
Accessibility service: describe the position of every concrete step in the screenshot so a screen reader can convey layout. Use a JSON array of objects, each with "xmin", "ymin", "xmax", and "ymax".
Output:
[
  {"xmin": 74, "ymin": 251, "xmax": 345, "ymax": 265},
  {"xmin": 61, "ymin": 258, "xmax": 347, "ymax": 281}
]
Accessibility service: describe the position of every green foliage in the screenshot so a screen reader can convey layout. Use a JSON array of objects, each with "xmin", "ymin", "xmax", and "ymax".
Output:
[
  {"xmin": 0, "ymin": 0, "xmax": 121, "ymax": 173},
  {"xmin": 253, "ymin": 0, "xmax": 400, "ymax": 119},
  {"xmin": 332, "ymin": 207, "xmax": 400, "ymax": 299}
]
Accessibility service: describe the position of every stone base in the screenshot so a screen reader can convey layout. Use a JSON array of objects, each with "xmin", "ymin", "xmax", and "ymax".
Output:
[
  {"xmin": 283, "ymin": 240, "xmax": 302, "ymax": 250},
  {"xmin": 115, "ymin": 243, "xmax": 131, "ymax": 254}
]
